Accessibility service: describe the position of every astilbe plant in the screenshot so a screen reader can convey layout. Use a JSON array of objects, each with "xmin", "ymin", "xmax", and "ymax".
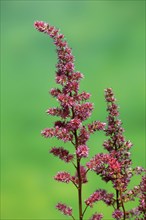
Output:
[
  {"xmin": 87, "ymin": 88, "xmax": 146, "ymax": 219},
  {"xmin": 34, "ymin": 21, "xmax": 145, "ymax": 220},
  {"xmin": 34, "ymin": 21, "xmax": 105, "ymax": 220}
]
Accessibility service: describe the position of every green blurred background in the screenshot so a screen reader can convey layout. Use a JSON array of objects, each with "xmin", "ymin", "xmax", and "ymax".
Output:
[{"xmin": 1, "ymin": 1, "xmax": 145, "ymax": 219}]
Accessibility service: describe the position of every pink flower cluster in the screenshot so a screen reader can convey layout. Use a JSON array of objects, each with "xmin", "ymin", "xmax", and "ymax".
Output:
[
  {"xmin": 50, "ymin": 147, "xmax": 74, "ymax": 163},
  {"xmin": 86, "ymin": 153, "xmax": 121, "ymax": 183},
  {"xmin": 53, "ymin": 166, "xmax": 88, "ymax": 186},
  {"xmin": 54, "ymin": 171, "xmax": 71, "ymax": 183},
  {"xmin": 67, "ymin": 118, "xmax": 82, "ymax": 130},
  {"xmin": 41, "ymin": 127, "xmax": 73, "ymax": 142},
  {"xmin": 56, "ymin": 202, "xmax": 72, "ymax": 216},
  {"xmin": 112, "ymin": 209, "xmax": 124, "ymax": 219},
  {"xmin": 85, "ymin": 189, "xmax": 114, "ymax": 207},
  {"xmin": 89, "ymin": 213, "xmax": 103, "ymax": 220},
  {"xmin": 88, "ymin": 121, "xmax": 106, "ymax": 133},
  {"xmin": 76, "ymin": 145, "xmax": 89, "ymax": 158},
  {"xmin": 74, "ymin": 102, "xmax": 93, "ymax": 121}
]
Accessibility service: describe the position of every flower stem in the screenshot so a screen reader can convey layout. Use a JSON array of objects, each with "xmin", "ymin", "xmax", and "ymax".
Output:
[
  {"xmin": 74, "ymin": 127, "xmax": 83, "ymax": 220},
  {"xmin": 82, "ymin": 205, "xmax": 88, "ymax": 218},
  {"xmin": 116, "ymin": 189, "xmax": 120, "ymax": 209},
  {"xmin": 77, "ymin": 159, "xmax": 83, "ymax": 220},
  {"xmin": 119, "ymin": 190, "xmax": 126, "ymax": 220},
  {"xmin": 71, "ymin": 215, "xmax": 76, "ymax": 220}
]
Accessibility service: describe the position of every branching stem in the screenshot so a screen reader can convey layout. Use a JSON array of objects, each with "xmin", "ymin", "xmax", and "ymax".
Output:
[
  {"xmin": 82, "ymin": 205, "xmax": 88, "ymax": 218},
  {"xmin": 71, "ymin": 215, "xmax": 76, "ymax": 220}
]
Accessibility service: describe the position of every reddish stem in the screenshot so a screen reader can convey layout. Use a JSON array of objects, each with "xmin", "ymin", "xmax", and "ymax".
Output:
[
  {"xmin": 77, "ymin": 158, "xmax": 83, "ymax": 220},
  {"xmin": 72, "ymin": 103, "xmax": 83, "ymax": 219},
  {"xmin": 116, "ymin": 189, "xmax": 120, "ymax": 209},
  {"xmin": 119, "ymin": 190, "xmax": 126, "ymax": 220}
]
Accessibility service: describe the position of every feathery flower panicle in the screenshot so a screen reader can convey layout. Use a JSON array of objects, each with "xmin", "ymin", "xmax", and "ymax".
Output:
[
  {"xmin": 85, "ymin": 189, "xmax": 114, "ymax": 207},
  {"xmin": 41, "ymin": 128, "xmax": 55, "ymax": 138},
  {"xmin": 89, "ymin": 213, "xmax": 103, "ymax": 220},
  {"xmin": 34, "ymin": 21, "xmax": 105, "ymax": 219},
  {"xmin": 34, "ymin": 21, "xmax": 97, "ymax": 147},
  {"xmin": 46, "ymin": 107, "xmax": 61, "ymax": 116},
  {"xmin": 100, "ymin": 88, "xmax": 133, "ymax": 191},
  {"xmin": 54, "ymin": 171, "xmax": 71, "ymax": 183},
  {"xmin": 85, "ymin": 191, "xmax": 101, "ymax": 207},
  {"xmin": 42, "ymin": 126, "xmax": 73, "ymax": 142},
  {"xmin": 56, "ymin": 202, "xmax": 73, "ymax": 216},
  {"xmin": 50, "ymin": 147, "xmax": 74, "ymax": 163},
  {"xmin": 90, "ymin": 88, "xmax": 145, "ymax": 219}
]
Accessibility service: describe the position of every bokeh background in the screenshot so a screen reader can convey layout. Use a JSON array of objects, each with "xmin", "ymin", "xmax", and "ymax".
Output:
[{"xmin": 1, "ymin": 1, "xmax": 145, "ymax": 219}]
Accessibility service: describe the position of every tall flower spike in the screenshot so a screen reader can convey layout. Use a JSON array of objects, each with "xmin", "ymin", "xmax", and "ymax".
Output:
[
  {"xmin": 103, "ymin": 88, "xmax": 133, "ymax": 191},
  {"xmin": 34, "ymin": 21, "xmax": 94, "ymax": 141},
  {"xmin": 88, "ymin": 88, "xmax": 145, "ymax": 219},
  {"xmin": 34, "ymin": 21, "xmax": 98, "ymax": 220}
]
